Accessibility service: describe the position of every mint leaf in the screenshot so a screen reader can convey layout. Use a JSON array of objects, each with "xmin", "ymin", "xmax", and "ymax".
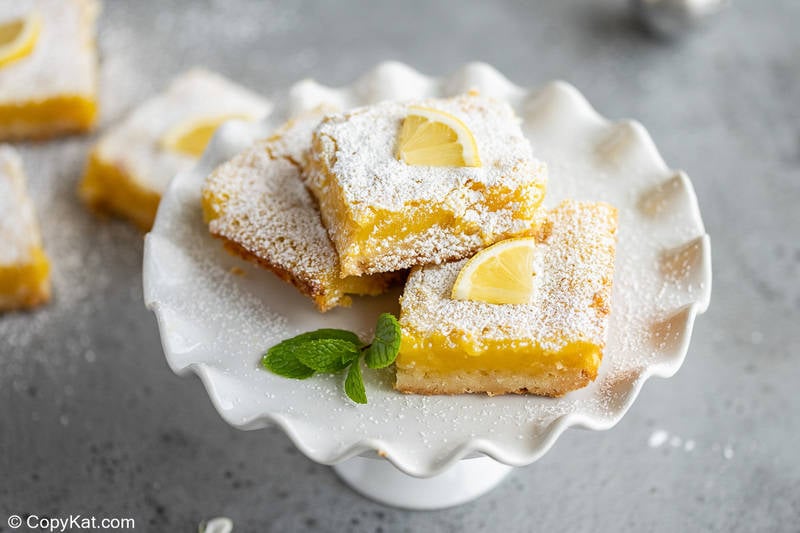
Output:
[
  {"xmin": 295, "ymin": 338, "xmax": 360, "ymax": 373},
  {"xmin": 262, "ymin": 328, "xmax": 362, "ymax": 377},
  {"xmin": 281, "ymin": 328, "xmax": 363, "ymax": 348},
  {"xmin": 344, "ymin": 360, "xmax": 367, "ymax": 404},
  {"xmin": 364, "ymin": 313, "xmax": 402, "ymax": 369},
  {"xmin": 261, "ymin": 348, "xmax": 314, "ymax": 379}
]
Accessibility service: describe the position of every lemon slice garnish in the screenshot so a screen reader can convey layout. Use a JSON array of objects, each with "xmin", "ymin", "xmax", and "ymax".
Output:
[
  {"xmin": 0, "ymin": 12, "xmax": 41, "ymax": 69},
  {"xmin": 451, "ymin": 237, "xmax": 538, "ymax": 304},
  {"xmin": 161, "ymin": 114, "xmax": 253, "ymax": 157},
  {"xmin": 396, "ymin": 106, "xmax": 481, "ymax": 167}
]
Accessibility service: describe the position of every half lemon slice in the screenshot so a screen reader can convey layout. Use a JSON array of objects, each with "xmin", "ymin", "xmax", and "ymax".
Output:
[
  {"xmin": 396, "ymin": 106, "xmax": 481, "ymax": 167},
  {"xmin": 0, "ymin": 12, "xmax": 41, "ymax": 69},
  {"xmin": 161, "ymin": 114, "xmax": 253, "ymax": 158},
  {"xmin": 451, "ymin": 237, "xmax": 538, "ymax": 304}
]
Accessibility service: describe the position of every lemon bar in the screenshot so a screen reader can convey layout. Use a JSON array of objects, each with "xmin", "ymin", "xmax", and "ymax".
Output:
[
  {"xmin": 80, "ymin": 69, "xmax": 270, "ymax": 230},
  {"xmin": 305, "ymin": 92, "xmax": 547, "ymax": 277},
  {"xmin": 396, "ymin": 200, "xmax": 618, "ymax": 397},
  {"xmin": 0, "ymin": 0, "xmax": 100, "ymax": 141},
  {"xmin": 0, "ymin": 145, "xmax": 50, "ymax": 311},
  {"xmin": 202, "ymin": 110, "xmax": 397, "ymax": 312}
]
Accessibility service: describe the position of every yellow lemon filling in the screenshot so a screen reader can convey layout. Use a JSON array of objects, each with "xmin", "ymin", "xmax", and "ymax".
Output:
[
  {"xmin": 397, "ymin": 329, "xmax": 601, "ymax": 378},
  {"xmin": 0, "ymin": 95, "xmax": 97, "ymax": 139}
]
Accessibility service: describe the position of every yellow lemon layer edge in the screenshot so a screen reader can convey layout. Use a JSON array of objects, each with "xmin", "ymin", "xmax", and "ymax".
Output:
[
  {"xmin": 79, "ymin": 151, "xmax": 161, "ymax": 231},
  {"xmin": 395, "ymin": 329, "xmax": 602, "ymax": 397},
  {"xmin": 0, "ymin": 247, "xmax": 50, "ymax": 312},
  {"xmin": 0, "ymin": 95, "xmax": 97, "ymax": 141},
  {"xmin": 311, "ymin": 143, "xmax": 546, "ymax": 278}
]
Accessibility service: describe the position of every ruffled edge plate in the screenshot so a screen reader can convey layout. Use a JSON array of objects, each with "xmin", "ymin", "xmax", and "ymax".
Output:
[{"xmin": 143, "ymin": 62, "xmax": 711, "ymax": 477}]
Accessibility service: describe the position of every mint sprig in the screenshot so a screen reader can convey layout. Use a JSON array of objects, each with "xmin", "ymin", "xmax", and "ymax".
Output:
[{"xmin": 260, "ymin": 313, "xmax": 401, "ymax": 404}]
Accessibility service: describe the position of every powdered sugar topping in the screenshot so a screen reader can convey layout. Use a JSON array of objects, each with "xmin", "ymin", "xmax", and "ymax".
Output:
[
  {"xmin": 310, "ymin": 93, "xmax": 545, "ymax": 215},
  {"xmin": 401, "ymin": 201, "xmax": 618, "ymax": 351},
  {"xmin": 0, "ymin": 0, "xmax": 98, "ymax": 102},
  {"xmin": 203, "ymin": 111, "xmax": 340, "ymax": 289}
]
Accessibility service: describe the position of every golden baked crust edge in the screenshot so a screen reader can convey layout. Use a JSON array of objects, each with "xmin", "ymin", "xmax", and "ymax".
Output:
[{"xmin": 394, "ymin": 366, "xmax": 598, "ymax": 398}]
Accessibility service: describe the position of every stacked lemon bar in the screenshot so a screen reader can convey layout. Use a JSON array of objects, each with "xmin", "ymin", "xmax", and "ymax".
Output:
[
  {"xmin": 0, "ymin": 146, "xmax": 50, "ymax": 311},
  {"xmin": 204, "ymin": 91, "xmax": 617, "ymax": 396},
  {"xmin": 203, "ymin": 109, "xmax": 397, "ymax": 312},
  {"xmin": 305, "ymin": 94, "xmax": 547, "ymax": 276},
  {"xmin": 80, "ymin": 69, "xmax": 270, "ymax": 230},
  {"xmin": 396, "ymin": 201, "xmax": 617, "ymax": 396},
  {"xmin": 0, "ymin": 0, "xmax": 100, "ymax": 140}
]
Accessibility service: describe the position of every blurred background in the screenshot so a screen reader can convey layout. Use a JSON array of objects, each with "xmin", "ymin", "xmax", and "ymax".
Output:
[{"xmin": 1, "ymin": 1, "xmax": 798, "ymax": 531}]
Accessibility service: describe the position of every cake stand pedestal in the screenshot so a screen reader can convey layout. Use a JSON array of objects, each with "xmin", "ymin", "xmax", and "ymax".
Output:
[{"xmin": 333, "ymin": 455, "xmax": 513, "ymax": 510}]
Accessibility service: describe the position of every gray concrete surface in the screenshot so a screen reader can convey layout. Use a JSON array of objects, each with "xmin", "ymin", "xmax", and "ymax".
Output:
[{"xmin": 1, "ymin": 1, "xmax": 799, "ymax": 531}]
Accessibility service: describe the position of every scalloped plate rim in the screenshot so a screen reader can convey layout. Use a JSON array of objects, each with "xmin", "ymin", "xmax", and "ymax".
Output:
[{"xmin": 143, "ymin": 61, "xmax": 712, "ymax": 478}]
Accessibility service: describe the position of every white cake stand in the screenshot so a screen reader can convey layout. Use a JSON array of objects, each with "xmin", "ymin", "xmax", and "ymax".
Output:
[{"xmin": 143, "ymin": 62, "xmax": 711, "ymax": 510}]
